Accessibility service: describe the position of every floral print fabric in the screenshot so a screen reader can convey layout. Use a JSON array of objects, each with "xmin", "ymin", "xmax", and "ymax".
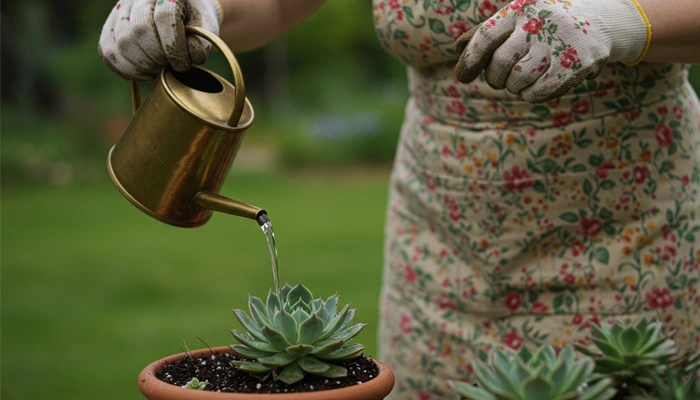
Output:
[{"xmin": 373, "ymin": 1, "xmax": 700, "ymax": 399}]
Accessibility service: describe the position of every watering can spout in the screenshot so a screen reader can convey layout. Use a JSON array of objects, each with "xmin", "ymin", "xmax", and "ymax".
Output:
[{"xmin": 192, "ymin": 191, "xmax": 266, "ymax": 224}]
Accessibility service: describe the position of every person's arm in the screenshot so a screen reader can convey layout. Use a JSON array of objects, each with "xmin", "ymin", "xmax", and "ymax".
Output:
[
  {"xmin": 218, "ymin": 0, "xmax": 327, "ymax": 52},
  {"xmin": 639, "ymin": 0, "xmax": 700, "ymax": 64}
]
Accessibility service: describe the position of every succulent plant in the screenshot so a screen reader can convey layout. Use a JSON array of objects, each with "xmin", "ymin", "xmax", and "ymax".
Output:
[
  {"xmin": 448, "ymin": 343, "xmax": 615, "ymax": 400},
  {"xmin": 629, "ymin": 366, "xmax": 700, "ymax": 400},
  {"xmin": 184, "ymin": 377, "xmax": 206, "ymax": 390},
  {"xmin": 229, "ymin": 283, "xmax": 366, "ymax": 384},
  {"xmin": 575, "ymin": 318, "xmax": 677, "ymax": 387}
]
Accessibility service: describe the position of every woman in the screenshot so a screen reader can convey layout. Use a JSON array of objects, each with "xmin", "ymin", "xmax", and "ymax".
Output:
[{"xmin": 99, "ymin": 0, "xmax": 700, "ymax": 398}]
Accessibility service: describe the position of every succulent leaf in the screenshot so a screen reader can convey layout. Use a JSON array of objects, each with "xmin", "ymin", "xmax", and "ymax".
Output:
[
  {"xmin": 323, "ymin": 294, "xmax": 339, "ymax": 323},
  {"xmin": 230, "ymin": 330, "xmax": 279, "ymax": 353},
  {"xmin": 262, "ymin": 326, "xmax": 292, "ymax": 352},
  {"xmin": 228, "ymin": 344, "xmax": 274, "ymax": 360},
  {"xmin": 311, "ymin": 340, "xmax": 346, "ymax": 357},
  {"xmin": 277, "ymin": 361, "xmax": 305, "ymax": 385},
  {"xmin": 266, "ymin": 290, "xmax": 281, "ymax": 317},
  {"xmin": 291, "ymin": 307, "xmax": 310, "ymax": 325},
  {"xmin": 285, "ymin": 344, "xmax": 314, "ymax": 358},
  {"xmin": 233, "ymin": 309, "xmax": 266, "ymax": 342},
  {"xmin": 287, "ymin": 283, "xmax": 313, "ymax": 306},
  {"xmin": 273, "ymin": 309, "xmax": 298, "ymax": 344},
  {"xmin": 298, "ymin": 314, "xmax": 325, "ymax": 344},
  {"xmin": 297, "ymin": 355, "xmax": 330, "ymax": 374},
  {"xmin": 318, "ymin": 304, "xmax": 350, "ymax": 341},
  {"xmin": 449, "ymin": 381, "xmax": 499, "ymax": 400},
  {"xmin": 319, "ymin": 364, "xmax": 348, "ymax": 378},
  {"xmin": 259, "ymin": 352, "xmax": 297, "ymax": 368},
  {"xmin": 233, "ymin": 361, "xmax": 273, "ymax": 374},
  {"xmin": 279, "ymin": 284, "xmax": 293, "ymax": 301},
  {"xmin": 319, "ymin": 343, "xmax": 364, "ymax": 361},
  {"xmin": 248, "ymin": 295, "xmax": 269, "ymax": 326}
]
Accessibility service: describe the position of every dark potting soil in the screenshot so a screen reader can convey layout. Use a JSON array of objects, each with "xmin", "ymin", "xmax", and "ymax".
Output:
[{"xmin": 157, "ymin": 350, "xmax": 379, "ymax": 394}]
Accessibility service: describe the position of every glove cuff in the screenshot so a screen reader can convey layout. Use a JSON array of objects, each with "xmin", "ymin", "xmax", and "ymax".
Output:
[{"xmin": 603, "ymin": 0, "xmax": 651, "ymax": 65}]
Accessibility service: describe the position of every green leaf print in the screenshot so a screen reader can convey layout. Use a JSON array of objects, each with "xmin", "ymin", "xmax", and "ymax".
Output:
[
  {"xmin": 531, "ymin": 105, "xmax": 552, "ymax": 118},
  {"xmin": 394, "ymin": 30, "xmax": 407, "ymax": 40},
  {"xmin": 402, "ymin": 6, "xmax": 414, "ymax": 19},
  {"xmin": 428, "ymin": 18, "xmax": 446, "ymax": 34},
  {"xmin": 456, "ymin": 0, "xmax": 471, "ymax": 12},
  {"xmin": 560, "ymin": 212, "xmax": 580, "ymax": 223},
  {"xmin": 594, "ymin": 247, "xmax": 610, "ymax": 264},
  {"xmin": 538, "ymin": 10, "xmax": 553, "ymax": 19},
  {"xmin": 600, "ymin": 180, "xmax": 616, "ymax": 190},
  {"xmin": 599, "ymin": 208, "xmax": 613, "ymax": 219}
]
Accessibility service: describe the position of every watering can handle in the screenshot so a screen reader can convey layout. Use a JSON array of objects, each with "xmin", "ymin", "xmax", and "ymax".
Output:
[{"xmin": 129, "ymin": 26, "xmax": 246, "ymax": 126}]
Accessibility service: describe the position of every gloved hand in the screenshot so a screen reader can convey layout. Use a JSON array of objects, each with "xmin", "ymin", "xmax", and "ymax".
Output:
[
  {"xmin": 454, "ymin": 0, "xmax": 650, "ymax": 103},
  {"xmin": 98, "ymin": 0, "xmax": 223, "ymax": 81}
]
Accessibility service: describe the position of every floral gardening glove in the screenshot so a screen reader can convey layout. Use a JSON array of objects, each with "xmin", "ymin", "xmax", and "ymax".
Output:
[
  {"xmin": 98, "ymin": 0, "xmax": 223, "ymax": 81},
  {"xmin": 454, "ymin": 0, "xmax": 650, "ymax": 103}
]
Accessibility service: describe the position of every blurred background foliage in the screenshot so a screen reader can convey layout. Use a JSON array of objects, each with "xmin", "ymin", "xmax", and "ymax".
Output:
[
  {"xmin": 1, "ymin": 0, "xmax": 408, "ymax": 187},
  {"xmin": 2, "ymin": 1, "xmax": 700, "ymax": 399}
]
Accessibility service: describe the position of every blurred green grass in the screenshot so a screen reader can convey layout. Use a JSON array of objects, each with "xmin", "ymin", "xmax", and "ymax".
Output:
[{"xmin": 1, "ymin": 170, "xmax": 390, "ymax": 400}]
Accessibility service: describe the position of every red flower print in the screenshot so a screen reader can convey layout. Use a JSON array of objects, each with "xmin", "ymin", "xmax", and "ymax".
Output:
[
  {"xmin": 655, "ymin": 124, "xmax": 674, "ymax": 148},
  {"xmin": 504, "ymin": 166, "xmax": 534, "ymax": 192},
  {"xmin": 658, "ymin": 106, "xmax": 668, "ymax": 116},
  {"xmin": 399, "ymin": 312, "xmax": 412, "ymax": 334},
  {"xmin": 522, "ymin": 18, "xmax": 543, "ymax": 35},
  {"xmin": 564, "ymin": 273, "xmax": 575, "ymax": 285},
  {"xmin": 451, "ymin": 100, "xmax": 467, "ymax": 116},
  {"xmin": 404, "ymin": 265, "xmax": 417, "ymax": 283},
  {"xmin": 418, "ymin": 391, "xmax": 433, "ymax": 400},
  {"xmin": 553, "ymin": 113, "xmax": 574, "ymax": 128},
  {"xmin": 486, "ymin": 19, "xmax": 497, "ymax": 28},
  {"xmin": 578, "ymin": 217, "xmax": 603, "ymax": 237},
  {"xmin": 633, "ymin": 165, "xmax": 649, "ymax": 184},
  {"xmin": 531, "ymin": 301, "xmax": 549, "ymax": 314},
  {"xmin": 509, "ymin": 0, "xmax": 535, "ymax": 12},
  {"xmin": 434, "ymin": 294, "xmax": 457, "ymax": 310},
  {"xmin": 595, "ymin": 161, "xmax": 615, "ymax": 179},
  {"xmin": 571, "ymin": 241, "xmax": 585, "ymax": 256},
  {"xmin": 423, "ymin": 171, "xmax": 437, "ymax": 191},
  {"xmin": 450, "ymin": 204, "xmax": 461, "ymax": 222},
  {"xmin": 388, "ymin": 0, "xmax": 400, "ymax": 10},
  {"xmin": 682, "ymin": 175, "xmax": 690, "ymax": 186},
  {"xmin": 503, "ymin": 329, "xmax": 523, "ymax": 350},
  {"xmin": 571, "ymin": 100, "xmax": 590, "ymax": 114},
  {"xmin": 505, "ymin": 292, "xmax": 522, "ymax": 311},
  {"xmin": 479, "ymin": 0, "xmax": 499, "ymax": 19},
  {"xmin": 674, "ymin": 105, "xmax": 684, "ymax": 120},
  {"xmin": 447, "ymin": 85, "xmax": 460, "ymax": 97},
  {"xmin": 646, "ymin": 287, "xmax": 676, "ymax": 312},
  {"xmin": 572, "ymin": 314, "xmax": 583, "ymax": 324},
  {"xmin": 560, "ymin": 47, "xmax": 580, "ymax": 69},
  {"xmin": 396, "ymin": 10, "xmax": 404, "ymax": 21},
  {"xmin": 448, "ymin": 20, "xmax": 471, "ymax": 40}
]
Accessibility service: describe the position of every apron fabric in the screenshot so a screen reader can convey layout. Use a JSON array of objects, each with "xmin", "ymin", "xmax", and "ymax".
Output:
[{"xmin": 372, "ymin": 1, "xmax": 700, "ymax": 399}]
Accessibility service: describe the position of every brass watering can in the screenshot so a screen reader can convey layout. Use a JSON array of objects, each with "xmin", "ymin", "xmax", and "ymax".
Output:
[{"xmin": 107, "ymin": 26, "xmax": 266, "ymax": 227}]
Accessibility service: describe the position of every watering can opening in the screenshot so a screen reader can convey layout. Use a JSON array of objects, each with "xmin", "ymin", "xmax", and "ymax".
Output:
[{"xmin": 171, "ymin": 68, "xmax": 224, "ymax": 94}]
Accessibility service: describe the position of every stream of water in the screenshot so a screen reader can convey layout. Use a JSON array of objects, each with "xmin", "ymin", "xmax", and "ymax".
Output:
[{"xmin": 257, "ymin": 214, "xmax": 280, "ymax": 294}]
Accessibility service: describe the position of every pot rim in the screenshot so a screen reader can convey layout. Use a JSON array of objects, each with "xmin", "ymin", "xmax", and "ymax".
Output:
[{"xmin": 138, "ymin": 346, "xmax": 395, "ymax": 400}]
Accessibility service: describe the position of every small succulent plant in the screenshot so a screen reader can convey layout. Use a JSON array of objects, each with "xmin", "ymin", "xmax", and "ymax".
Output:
[
  {"xmin": 184, "ymin": 377, "xmax": 206, "ymax": 390},
  {"xmin": 448, "ymin": 343, "xmax": 615, "ymax": 400},
  {"xmin": 575, "ymin": 318, "xmax": 677, "ymax": 387},
  {"xmin": 229, "ymin": 283, "xmax": 366, "ymax": 384}
]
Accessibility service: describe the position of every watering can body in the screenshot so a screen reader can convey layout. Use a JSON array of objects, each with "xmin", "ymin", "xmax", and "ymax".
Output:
[{"xmin": 107, "ymin": 26, "xmax": 264, "ymax": 227}]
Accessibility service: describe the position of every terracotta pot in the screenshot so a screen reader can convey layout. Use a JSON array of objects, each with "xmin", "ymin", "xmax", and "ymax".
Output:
[{"xmin": 138, "ymin": 346, "xmax": 395, "ymax": 400}]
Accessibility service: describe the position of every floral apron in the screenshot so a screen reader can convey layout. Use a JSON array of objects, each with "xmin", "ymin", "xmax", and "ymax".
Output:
[{"xmin": 373, "ymin": 1, "xmax": 700, "ymax": 399}]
